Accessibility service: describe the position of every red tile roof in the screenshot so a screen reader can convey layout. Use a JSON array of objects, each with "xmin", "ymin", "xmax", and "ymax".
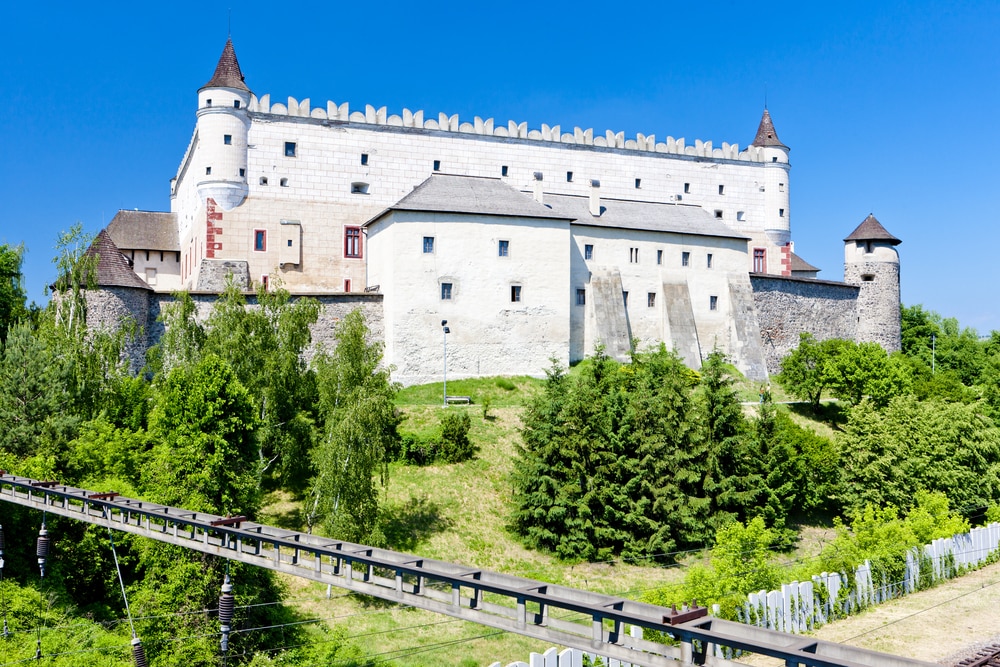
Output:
[
  {"xmin": 751, "ymin": 108, "xmax": 786, "ymax": 148},
  {"xmin": 201, "ymin": 38, "xmax": 249, "ymax": 92}
]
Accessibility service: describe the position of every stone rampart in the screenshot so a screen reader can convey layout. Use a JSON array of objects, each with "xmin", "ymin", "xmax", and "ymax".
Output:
[{"xmin": 750, "ymin": 275, "xmax": 859, "ymax": 374}]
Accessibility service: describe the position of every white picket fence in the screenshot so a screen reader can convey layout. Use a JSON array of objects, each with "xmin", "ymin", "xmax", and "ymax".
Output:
[
  {"xmin": 495, "ymin": 522, "xmax": 1000, "ymax": 666},
  {"xmin": 740, "ymin": 522, "xmax": 1000, "ymax": 633}
]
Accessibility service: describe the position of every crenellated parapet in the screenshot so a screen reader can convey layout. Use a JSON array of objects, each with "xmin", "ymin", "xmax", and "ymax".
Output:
[{"xmin": 247, "ymin": 94, "xmax": 771, "ymax": 163}]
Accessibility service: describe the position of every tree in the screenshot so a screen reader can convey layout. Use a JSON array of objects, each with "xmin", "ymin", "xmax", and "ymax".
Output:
[
  {"xmin": 775, "ymin": 333, "xmax": 845, "ymax": 408},
  {"xmin": 0, "ymin": 243, "xmax": 28, "ymax": 344},
  {"xmin": 826, "ymin": 342, "xmax": 912, "ymax": 407},
  {"xmin": 308, "ymin": 310, "xmax": 400, "ymax": 543}
]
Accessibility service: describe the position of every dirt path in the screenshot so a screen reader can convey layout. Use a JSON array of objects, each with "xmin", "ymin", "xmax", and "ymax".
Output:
[{"xmin": 738, "ymin": 560, "xmax": 1000, "ymax": 665}]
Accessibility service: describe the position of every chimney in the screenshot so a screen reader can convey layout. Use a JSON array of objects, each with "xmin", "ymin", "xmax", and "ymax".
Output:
[
  {"xmin": 533, "ymin": 172, "xmax": 544, "ymax": 204},
  {"xmin": 589, "ymin": 179, "xmax": 601, "ymax": 217}
]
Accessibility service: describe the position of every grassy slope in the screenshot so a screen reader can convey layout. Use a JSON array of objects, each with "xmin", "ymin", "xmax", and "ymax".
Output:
[{"xmin": 260, "ymin": 375, "xmax": 838, "ymax": 666}]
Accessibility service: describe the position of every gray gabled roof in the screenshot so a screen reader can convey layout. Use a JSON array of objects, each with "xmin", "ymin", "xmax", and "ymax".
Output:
[
  {"xmin": 547, "ymin": 194, "xmax": 750, "ymax": 240},
  {"xmin": 364, "ymin": 174, "xmax": 574, "ymax": 226},
  {"xmin": 107, "ymin": 210, "xmax": 179, "ymax": 252}
]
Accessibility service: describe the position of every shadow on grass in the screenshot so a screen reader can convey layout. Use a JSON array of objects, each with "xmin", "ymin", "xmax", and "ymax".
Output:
[
  {"xmin": 380, "ymin": 495, "xmax": 453, "ymax": 553},
  {"xmin": 786, "ymin": 400, "xmax": 848, "ymax": 429}
]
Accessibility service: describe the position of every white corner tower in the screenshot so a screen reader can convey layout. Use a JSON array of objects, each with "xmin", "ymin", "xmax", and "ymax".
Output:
[
  {"xmin": 751, "ymin": 109, "xmax": 791, "ymax": 250},
  {"xmin": 844, "ymin": 214, "xmax": 902, "ymax": 352},
  {"xmin": 195, "ymin": 38, "xmax": 250, "ymax": 211}
]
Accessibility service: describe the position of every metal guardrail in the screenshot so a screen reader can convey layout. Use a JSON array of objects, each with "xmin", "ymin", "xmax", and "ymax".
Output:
[{"xmin": 0, "ymin": 473, "xmax": 936, "ymax": 667}]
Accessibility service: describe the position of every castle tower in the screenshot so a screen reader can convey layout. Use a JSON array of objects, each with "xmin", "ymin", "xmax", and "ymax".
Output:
[
  {"xmin": 844, "ymin": 214, "xmax": 902, "ymax": 352},
  {"xmin": 195, "ymin": 38, "xmax": 250, "ymax": 211},
  {"xmin": 751, "ymin": 109, "xmax": 791, "ymax": 252}
]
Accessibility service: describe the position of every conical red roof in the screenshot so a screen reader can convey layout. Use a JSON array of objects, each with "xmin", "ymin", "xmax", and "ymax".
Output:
[
  {"xmin": 200, "ymin": 38, "xmax": 249, "ymax": 92},
  {"xmin": 751, "ymin": 108, "xmax": 786, "ymax": 148},
  {"xmin": 844, "ymin": 214, "xmax": 901, "ymax": 245}
]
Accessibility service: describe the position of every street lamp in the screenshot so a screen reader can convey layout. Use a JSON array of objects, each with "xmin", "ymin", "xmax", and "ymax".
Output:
[{"xmin": 442, "ymin": 320, "xmax": 450, "ymax": 407}]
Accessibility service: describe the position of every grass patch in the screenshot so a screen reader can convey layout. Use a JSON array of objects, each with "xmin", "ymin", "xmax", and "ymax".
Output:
[{"xmin": 396, "ymin": 375, "xmax": 544, "ymax": 407}]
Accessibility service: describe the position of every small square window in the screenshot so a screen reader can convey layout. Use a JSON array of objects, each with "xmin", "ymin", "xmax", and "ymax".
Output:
[
  {"xmin": 657, "ymin": 249, "xmax": 663, "ymax": 265},
  {"xmin": 511, "ymin": 285, "xmax": 522, "ymax": 303},
  {"xmin": 682, "ymin": 251, "xmax": 690, "ymax": 267},
  {"xmin": 254, "ymin": 230, "xmax": 267, "ymax": 252},
  {"xmin": 423, "ymin": 237, "xmax": 435, "ymax": 254},
  {"xmin": 361, "ymin": 153, "xmax": 369, "ymax": 166},
  {"xmin": 635, "ymin": 178, "xmax": 641, "ymax": 189},
  {"xmin": 224, "ymin": 134, "xmax": 232, "ymax": 145},
  {"xmin": 433, "ymin": 160, "xmax": 441, "ymax": 171},
  {"xmin": 234, "ymin": 100, "xmax": 241, "ymax": 109},
  {"xmin": 647, "ymin": 292, "xmax": 656, "ymax": 308},
  {"xmin": 772, "ymin": 156, "xmax": 778, "ymax": 162},
  {"xmin": 441, "ymin": 282, "xmax": 453, "ymax": 300},
  {"xmin": 287, "ymin": 239, "xmax": 293, "ymax": 247},
  {"xmin": 779, "ymin": 208, "xmax": 785, "ymax": 217},
  {"xmin": 710, "ymin": 295, "xmax": 718, "ymax": 310},
  {"xmin": 501, "ymin": 165, "xmax": 509, "ymax": 177},
  {"xmin": 718, "ymin": 184, "xmax": 725, "ymax": 195},
  {"xmin": 707, "ymin": 253, "xmax": 713, "ymax": 269},
  {"xmin": 498, "ymin": 240, "xmax": 509, "ymax": 257},
  {"xmin": 206, "ymin": 99, "xmax": 212, "ymax": 106},
  {"xmin": 280, "ymin": 178, "xmax": 289, "ymax": 187},
  {"xmin": 737, "ymin": 211, "xmax": 745, "ymax": 221},
  {"xmin": 714, "ymin": 210, "xmax": 723, "ymax": 219},
  {"xmin": 683, "ymin": 182, "xmax": 690, "ymax": 194},
  {"xmin": 239, "ymin": 168, "xmax": 245, "ymax": 177},
  {"xmin": 285, "ymin": 142, "xmax": 297, "ymax": 157},
  {"xmin": 779, "ymin": 182, "xmax": 785, "ymax": 192},
  {"xmin": 566, "ymin": 171, "xmax": 573, "ymax": 182},
  {"xmin": 584, "ymin": 244, "xmax": 593, "ymax": 260},
  {"xmin": 205, "ymin": 166, "xmax": 212, "ymax": 175},
  {"xmin": 260, "ymin": 176, "xmax": 268, "ymax": 186},
  {"xmin": 576, "ymin": 288, "xmax": 586, "ymax": 306}
]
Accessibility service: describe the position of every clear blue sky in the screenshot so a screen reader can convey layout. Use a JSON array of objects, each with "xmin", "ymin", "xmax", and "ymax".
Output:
[{"xmin": 2, "ymin": 1, "xmax": 998, "ymax": 330}]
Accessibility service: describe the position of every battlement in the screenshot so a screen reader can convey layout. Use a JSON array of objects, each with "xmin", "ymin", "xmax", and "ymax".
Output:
[{"xmin": 247, "ymin": 94, "xmax": 779, "ymax": 164}]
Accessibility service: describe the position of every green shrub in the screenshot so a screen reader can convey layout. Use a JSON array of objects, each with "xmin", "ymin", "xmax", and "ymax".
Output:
[
  {"xmin": 495, "ymin": 377, "xmax": 516, "ymax": 391},
  {"xmin": 438, "ymin": 410, "xmax": 476, "ymax": 463},
  {"xmin": 397, "ymin": 433, "xmax": 438, "ymax": 465}
]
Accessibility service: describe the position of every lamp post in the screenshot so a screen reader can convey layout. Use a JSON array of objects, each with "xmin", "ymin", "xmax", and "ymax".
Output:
[{"xmin": 442, "ymin": 320, "xmax": 450, "ymax": 407}]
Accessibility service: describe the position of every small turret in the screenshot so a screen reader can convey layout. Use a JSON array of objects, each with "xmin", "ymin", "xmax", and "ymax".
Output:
[
  {"xmin": 844, "ymin": 214, "xmax": 901, "ymax": 352},
  {"xmin": 195, "ymin": 38, "xmax": 250, "ymax": 211},
  {"xmin": 751, "ymin": 109, "xmax": 791, "ymax": 249}
]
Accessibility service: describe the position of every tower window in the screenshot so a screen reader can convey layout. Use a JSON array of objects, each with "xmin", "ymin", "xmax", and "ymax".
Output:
[
  {"xmin": 441, "ymin": 282, "xmax": 452, "ymax": 300},
  {"xmin": 772, "ymin": 156, "xmax": 778, "ymax": 162},
  {"xmin": 684, "ymin": 183, "xmax": 690, "ymax": 194},
  {"xmin": 635, "ymin": 178, "xmax": 641, "ymax": 189},
  {"xmin": 779, "ymin": 208, "xmax": 785, "ymax": 217},
  {"xmin": 715, "ymin": 210, "xmax": 723, "ymax": 219},
  {"xmin": 501, "ymin": 165, "xmax": 509, "ymax": 177},
  {"xmin": 657, "ymin": 249, "xmax": 663, "ymax": 265},
  {"xmin": 647, "ymin": 292, "xmax": 656, "ymax": 308},
  {"xmin": 224, "ymin": 134, "xmax": 232, "ymax": 145},
  {"xmin": 862, "ymin": 274, "xmax": 875, "ymax": 282},
  {"xmin": 710, "ymin": 295, "xmax": 718, "ymax": 311},
  {"xmin": 737, "ymin": 211, "xmax": 745, "ymax": 221},
  {"xmin": 718, "ymin": 184, "xmax": 725, "ymax": 195},
  {"xmin": 205, "ymin": 167, "xmax": 212, "ymax": 175},
  {"xmin": 361, "ymin": 153, "xmax": 369, "ymax": 165},
  {"xmin": 239, "ymin": 168, "xmax": 245, "ymax": 177},
  {"xmin": 707, "ymin": 253, "xmax": 713, "ymax": 269},
  {"xmin": 344, "ymin": 226, "xmax": 362, "ymax": 258},
  {"xmin": 234, "ymin": 100, "xmax": 241, "ymax": 109},
  {"xmin": 260, "ymin": 177, "xmax": 268, "ymax": 186},
  {"xmin": 682, "ymin": 251, "xmax": 690, "ymax": 267},
  {"xmin": 753, "ymin": 248, "xmax": 766, "ymax": 273},
  {"xmin": 779, "ymin": 182, "xmax": 785, "ymax": 192},
  {"xmin": 576, "ymin": 288, "xmax": 586, "ymax": 306},
  {"xmin": 566, "ymin": 171, "xmax": 573, "ymax": 182},
  {"xmin": 433, "ymin": 160, "xmax": 441, "ymax": 171},
  {"xmin": 254, "ymin": 230, "xmax": 267, "ymax": 252},
  {"xmin": 280, "ymin": 178, "xmax": 289, "ymax": 187},
  {"xmin": 584, "ymin": 244, "xmax": 593, "ymax": 260},
  {"xmin": 284, "ymin": 142, "xmax": 297, "ymax": 157},
  {"xmin": 511, "ymin": 285, "xmax": 522, "ymax": 303},
  {"xmin": 206, "ymin": 99, "xmax": 212, "ymax": 106},
  {"xmin": 423, "ymin": 237, "xmax": 435, "ymax": 254},
  {"xmin": 498, "ymin": 240, "xmax": 509, "ymax": 257}
]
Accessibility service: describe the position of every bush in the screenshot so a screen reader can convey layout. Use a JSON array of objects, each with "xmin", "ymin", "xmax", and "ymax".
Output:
[
  {"xmin": 495, "ymin": 377, "xmax": 516, "ymax": 391},
  {"xmin": 438, "ymin": 410, "xmax": 476, "ymax": 463},
  {"xmin": 397, "ymin": 433, "xmax": 438, "ymax": 466}
]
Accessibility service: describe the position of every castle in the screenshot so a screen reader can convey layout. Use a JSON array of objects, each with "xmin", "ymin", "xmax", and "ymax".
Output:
[{"xmin": 89, "ymin": 39, "xmax": 902, "ymax": 383}]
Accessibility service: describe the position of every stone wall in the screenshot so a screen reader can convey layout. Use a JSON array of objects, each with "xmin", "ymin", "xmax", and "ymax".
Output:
[{"xmin": 750, "ymin": 275, "xmax": 859, "ymax": 374}]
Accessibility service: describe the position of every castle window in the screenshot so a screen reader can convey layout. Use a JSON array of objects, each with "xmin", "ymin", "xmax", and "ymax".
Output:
[
  {"xmin": 682, "ymin": 251, "xmax": 690, "ymax": 267},
  {"xmin": 753, "ymin": 248, "xmax": 766, "ymax": 273},
  {"xmin": 862, "ymin": 274, "xmax": 875, "ymax": 282},
  {"xmin": 344, "ymin": 279, "xmax": 351, "ymax": 292},
  {"xmin": 710, "ymin": 295, "xmax": 718, "ymax": 311},
  {"xmin": 205, "ymin": 167, "xmax": 212, "ymax": 175},
  {"xmin": 635, "ymin": 178, "xmax": 641, "ymax": 189},
  {"xmin": 622, "ymin": 291, "xmax": 628, "ymax": 307},
  {"xmin": 779, "ymin": 208, "xmax": 785, "ymax": 217},
  {"xmin": 344, "ymin": 226, "xmax": 362, "ymax": 258},
  {"xmin": 707, "ymin": 253, "xmax": 713, "ymax": 268},
  {"xmin": 737, "ymin": 211, "xmax": 745, "ymax": 221},
  {"xmin": 287, "ymin": 240, "xmax": 293, "ymax": 247},
  {"xmin": 206, "ymin": 99, "xmax": 212, "ymax": 106},
  {"xmin": 657, "ymin": 249, "xmax": 663, "ymax": 265},
  {"xmin": 280, "ymin": 178, "xmax": 289, "ymax": 187},
  {"xmin": 718, "ymin": 184, "xmax": 725, "ymax": 195},
  {"xmin": 501, "ymin": 165, "xmax": 509, "ymax": 177},
  {"xmin": 351, "ymin": 182, "xmax": 370, "ymax": 194},
  {"xmin": 647, "ymin": 292, "xmax": 656, "ymax": 308},
  {"xmin": 441, "ymin": 282, "xmax": 453, "ymax": 300},
  {"xmin": 629, "ymin": 247, "xmax": 639, "ymax": 263},
  {"xmin": 284, "ymin": 142, "xmax": 297, "ymax": 157},
  {"xmin": 239, "ymin": 168, "xmax": 245, "ymax": 177},
  {"xmin": 566, "ymin": 171, "xmax": 573, "ymax": 182},
  {"xmin": 423, "ymin": 237, "xmax": 435, "ymax": 254},
  {"xmin": 234, "ymin": 100, "xmax": 241, "ymax": 109},
  {"xmin": 433, "ymin": 160, "xmax": 441, "ymax": 171},
  {"xmin": 361, "ymin": 153, "xmax": 369, "ymax": 166},
  {"xmin": 779, "ymin": 182, "xmax": 785, "ymax": 192},
  {"xmin": 772, "ymin": 156, "xmax": 778, "ymax": 162},
  {"xmin": 498, "ymin": 240, "xmax": 509, "ymax": 257},
  {"xmin": 584, "ymin": 244, "xmax": 593, "ymax": 260},
  {"xmin": 684, "ymin": 182, "xmax": 690, "ymax": 194},
  {"xmin": 254, "ymin": 230, "xmax": 267, "ymax": 252},
  {"xmin": 715, "ymin": 210, "xmax": 723, "ymax": 219},
  {"xmin": 511, "ymin": 285, "xmax": 522, "ymax": 303},
  {"xmin": 224, "ymin": 134, "xmax": 232, "ymax": 145},
  {"xmin": 260, "ymin": 177, "xmax": 268, "ymax": 186},
  {"xmin": 576, "ymin": 288, "xmax": 586, "ymax": 306}
]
